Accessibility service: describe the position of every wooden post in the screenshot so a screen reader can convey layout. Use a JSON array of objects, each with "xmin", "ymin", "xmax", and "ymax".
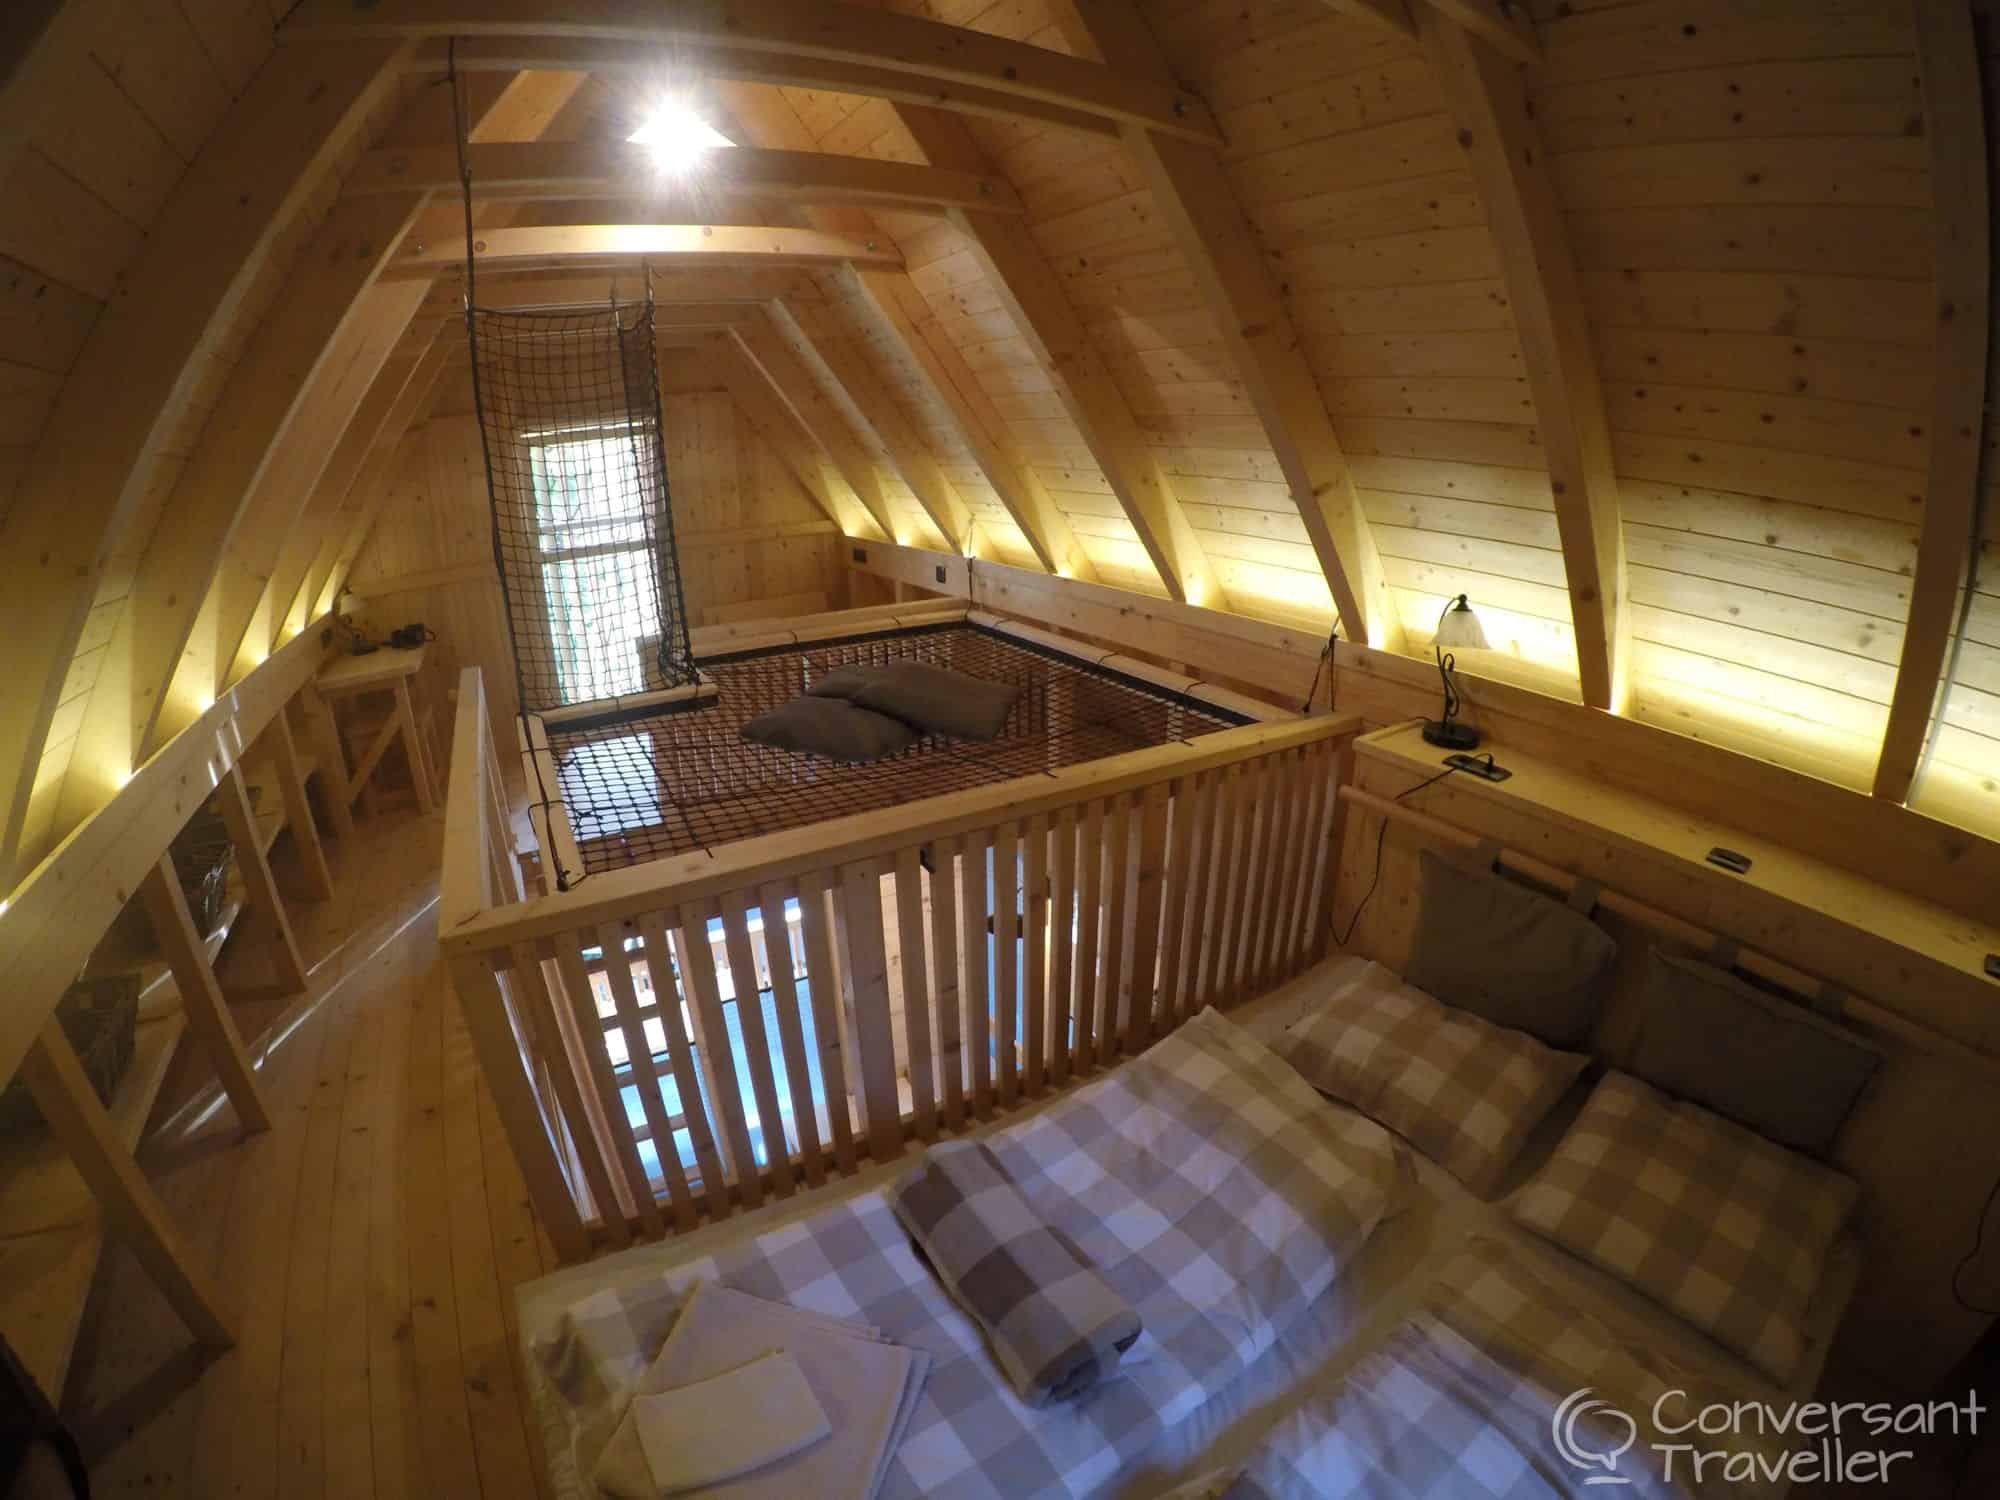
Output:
[
  {"xmin": 139, "ymin": 857, "xmax": 274, "ymax": 1133},
  {"xmin": 21, "ymin": 1021, "xmax": 233, "ymax": 1357},
  {"xmin": 301, "ymin": 682, "xmax": 356, "ymax": 839},
  {"xmin": 216, "ymin": 764, "xmax": 311, "ymax": 994},
  {"xmin": 393, "ymin": 679, "xmax": 436, "ymax": 813},
  {"xmin": 260, "ymin": 710, "xmax": 334, "ymax": 900}
]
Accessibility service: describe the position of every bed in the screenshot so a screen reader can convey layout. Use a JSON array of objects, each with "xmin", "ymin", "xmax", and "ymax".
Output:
[{"xmin": 516, "ymin": 956, "xmax": 1862, "ymax": 1500}]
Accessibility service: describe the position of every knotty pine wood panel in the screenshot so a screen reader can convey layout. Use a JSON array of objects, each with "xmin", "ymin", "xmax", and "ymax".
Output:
[{"xmin": 1529, "ymin": 0, "xmax": 1994, "ymax": 821}]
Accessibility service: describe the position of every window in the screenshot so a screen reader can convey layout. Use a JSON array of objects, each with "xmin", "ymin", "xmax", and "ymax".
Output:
[{"xmin": 528, "ymin": 425, "xmax": 663, "ymax": 703}]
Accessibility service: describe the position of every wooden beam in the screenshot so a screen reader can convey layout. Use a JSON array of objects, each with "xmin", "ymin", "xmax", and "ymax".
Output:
[
  {"xmin": 849, "ymin": 267, "xmax": 1088, "ymax": 579},
  {"xmin": 1318, "ymin": 0, "xmax": 1421, "ymax": 45},
  {"xmin": 72, "ymin": 195, "xmax": 433, "ymax": 808},
  {"xmin": 20, "ymin": 1024, "xmax": 234, "ymax": 1363},
  {"xmin": 730, "ymin": 316, "xmax": 904, "ymax": 540},
  {"xmin": 772, "ymin": 294, "xmax": 975, "ymax": 552},
  {"xmin": 0, "ymin": 620, "xmax": 330, "ymax": 1091},
  {"xmin": 349, "ymin": 140, "xmax": 1023, "ymax": 214},
  {"xmin": 707, "ymin": 332, "xmax": 876, "ymax": 537},
  {"xmin": 412, "ymin": 268, "xmax": 809, "ymax": 317},
  {"xmin": 138, "ymin": 855, "xmax": 275, "ymax": 1134},
  {"xmin": 0, "ymin": 40, "xmax": 407, "ymax": 885},
  {"xmin": 381, "ymin": 224, "xmax": 903, "ymax": 279},
  {"xmin": 1418, "ymin": 9, "xmax": 1627, "ymax": 708},
  {"xmin": 886, "ymin": 105, "xmax": 1214, "ymax": 600},
  {"xmin": 1416, "ymin": 0, "xmax": 1538, "ymax": 63},
  {"xmin": 1875, "ymin": 0, "xmax": 1992, "ymax": 802},
  {"xmin": 282, "ymin": 0, "xmax": 1223, "ymax": 145}
]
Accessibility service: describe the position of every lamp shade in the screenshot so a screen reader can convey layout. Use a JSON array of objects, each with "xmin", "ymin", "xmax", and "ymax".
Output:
[{"xmin": 1434, "ymin": 595, "xmax": 1489, "ymax": 651}]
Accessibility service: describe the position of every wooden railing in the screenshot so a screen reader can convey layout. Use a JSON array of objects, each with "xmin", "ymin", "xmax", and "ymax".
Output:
[{"xmin": 441, "ymin": 664, "xmax": 1361, "ymax": 1257}]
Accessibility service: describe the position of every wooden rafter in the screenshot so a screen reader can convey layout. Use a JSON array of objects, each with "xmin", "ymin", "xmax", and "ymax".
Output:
[
  {"xmin": 349, "ymin": 141, "xmax": 1025, "ymax": 215},
  {"xmin": 1874, "ymin": 0, "xmax": 1992, "ymax": 802},
  {"xmin": 1417, "ymin": 9, "xmax": 1626, "ymax": 709},
  {"xmin": 772, "ymin": 293, "xmax": 975, "ymax": 553},
  {"xmin": 730, "ymin": 314, "xmax": 904, "ymax": 541},
  {"xmin": 0, "ymin": 40, "xmax": 407, "ymax": 882},
  {"xmin": 889, "ymin": 102, "xmax": 1219, "ymax": 602},
  {"xmin": 1056, "ymin": 0, "xmax": 1402, "ymax": 645},
  {"xmin": 1417, "ymin": 0, "xmax": 1540, "ymax": 64},
  {"xmin": 705, "ymin": 331, "xmax": 877, "ymax": 538},
  {"xmin": 414, "ymin": 269, "xmax": 810, "ymax": 317},
  {"xmin": 712, "ymin": 78, "xmax": 1085, "ymax": 579},
  {"xmin": 281, "ymin": 0, "xmax": 1223, "ymax": 144},
  {"xmin": 380, "ymin": 224, "xmax": 903, "ymax": 279}
]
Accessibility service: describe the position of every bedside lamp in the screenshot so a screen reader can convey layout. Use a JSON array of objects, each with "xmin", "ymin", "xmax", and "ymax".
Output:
[{"xmin": 1422, "ymin": 593, "xmax": 1488, "ymax": 750}]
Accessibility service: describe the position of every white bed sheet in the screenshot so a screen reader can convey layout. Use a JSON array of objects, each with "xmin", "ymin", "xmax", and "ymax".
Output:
[{"xmin": 517, "ymin": 956, "xmax": 1861, "ymax": 1500}]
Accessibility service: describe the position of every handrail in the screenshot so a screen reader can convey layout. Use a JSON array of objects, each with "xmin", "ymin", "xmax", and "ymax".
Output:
[{"xmin": 442, "ymin": 712, "xmax": 1360, "ymax": 957}]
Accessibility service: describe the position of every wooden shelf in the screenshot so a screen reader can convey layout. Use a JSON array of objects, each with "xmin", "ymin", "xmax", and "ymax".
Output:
[
  {"xmin": 0, "ymin": 1011, "xmax": 190, "ymax": 1399},
  {"xmin": 1356, "ymin": 720, "xmax": 2000, "ymax": 1026}
]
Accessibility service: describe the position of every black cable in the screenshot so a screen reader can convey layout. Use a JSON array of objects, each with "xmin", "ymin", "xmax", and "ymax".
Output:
[
  {"xmin": 1299, "ymin": 623, "xmax": 1340, "ymax": 714},
  {"xmin": 1952, "ymin": 1171, "xmax": 2000, "ymax": 1316},
  {"xmin": 1331, "ymin": 758, "xmax": 1481, "ymax": 949}
]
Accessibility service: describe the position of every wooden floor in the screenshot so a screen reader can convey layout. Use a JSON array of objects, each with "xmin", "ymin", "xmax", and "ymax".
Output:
[{"xmin": 65, "ymin": 803, "xmax": 560, "ymax": 1500}]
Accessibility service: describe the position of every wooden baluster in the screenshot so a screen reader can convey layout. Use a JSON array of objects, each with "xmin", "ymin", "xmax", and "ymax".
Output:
[
  {"xmin": 636, "ymin": 912, "xmax": 731, "ymax": 1222},
  {"xmin": 926, "ymin": 840, "xmax": 967, "ymax": 1130},
  {"xmin": 1072, "ymin": 800, "xmax": 1104, "ymax": 1075},
  {"xmin": 1020, "ymin": 813, "xmax": 1048, "ymax": 1096},
  {"xmin": 509, "ymin": 947, "xmax": 631, "ymax": 1246},
  {"xmin": 1282, "ymin": 748, "xmax": 1330, "ymax": 972},
  {"xmin": 718, "ymin": 889, "xmax": 796, "ymax": 1198},
  {"xmin": 796, "ymin": 871, "xmax": 859, "ymax": 1175},
  {"xmin": 891, "ymin": 848, "xmax": 939, "ymax": 1140},
  {"xmin": 1265, "ymin": 749, "xmax": 1314, "ymax": 983},
  {"xmin": 1097, "ymin": 793, "xmax": 1131, "ymax": 1065},
  {"xmin": 547, "ymin": 939, "xmax": 662, "ymax": 1239},
  {"xmin": 446, "ymin": 955, "xmax": 590, "ymax": 1259},
  {"xmin": 1313, "ymin": 737, "xmax": 1355, "ymax": 962},
  {"xmin": 992, "ymin": 821, "xmax": 1020, "ymax": 1107},
  {"xmin": 1125, "ymin": 783, "xmax": 1172, "ymax": 1049},
  {"xmin": 1231, "ymin": 758, "xmax": 1275, "ymax": 1005},
  {"xmin": 757, "ymin": 881, "xmax": 828, "ymax": 1187},
  {"xmin": 837, "ymin": 861, "xmax": 905, "ymax": 1164},
  {"xmin": 1047, "ymin": 807, "xmax": 1077, "ymax": 1088},
  {"xmin": 1198, "ymin": 766, "xmax": 1244, "ymax": 1013},
  {"xmin": 592, "ymin": 924, "xmax": 695, "ymax": 1234},
  {"xmin": 1156, "ymin": 775, "xmax": 1199, "ymax": 1035},
  {"xmin": 672, "ymin": 906, "xmax": 764, "ymax": 1211},
  {"xmin": 958, "ymin": 830, "xmax": 995, "ymax": 1116},
  {"xmin": 1173, "ymin": 771, "xmax": 1217, "ymax": 1022}
]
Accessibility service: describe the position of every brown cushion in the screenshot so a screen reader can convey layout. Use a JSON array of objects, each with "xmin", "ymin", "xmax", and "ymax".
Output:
[
  {"xmin": 810, "ymin": 660, "xmax": 1019, "ymax": 741},
  {"xmin": 738, "ymin": 697, "xmax": 916, "ymax": 762},
  {"xmin": 1628, "ymin": 948, "xmax": 1880, "ymax": 1156},
  {"xmin": 1403, "ymin": 847, "xmax": 1615, "ymax": 1048}
]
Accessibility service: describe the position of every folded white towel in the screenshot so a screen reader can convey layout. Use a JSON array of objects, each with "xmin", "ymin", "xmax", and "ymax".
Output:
[{"xmin": 630, "ymin": 1351, "xmax": 829, "ymax": 1495}]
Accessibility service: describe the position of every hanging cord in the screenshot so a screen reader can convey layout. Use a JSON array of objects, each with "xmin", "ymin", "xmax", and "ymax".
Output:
[
  {"xmin": 1299, "ymin": 622, "xmax": 1340, "ymax": 714},
  {"xmin": 449, "ymin": 39, "xmax": 581, "ymax": 894},
  {"xmin": 1331, "ymin": 758, "xmax": 1480, "ymax": 948},
  {"xmin": 1953, "ymin": 1175, "xmax": 2000, "ymax": 1316}
]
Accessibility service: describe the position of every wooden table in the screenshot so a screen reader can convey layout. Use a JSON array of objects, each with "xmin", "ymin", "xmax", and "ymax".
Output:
[{"xmin": 313, "ymin": 643, "xmax": 439, "ymax": 820}]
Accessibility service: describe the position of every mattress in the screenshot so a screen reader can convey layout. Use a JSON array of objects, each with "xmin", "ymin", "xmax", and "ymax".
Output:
[{"xmin": 517, "ymin": 955, "xmax": 1861, "ymax": 1500}]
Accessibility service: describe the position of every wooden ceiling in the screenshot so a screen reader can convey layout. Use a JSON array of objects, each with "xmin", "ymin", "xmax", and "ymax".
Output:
[{"xmin": 0, "ymin": 0, "xmax": 1995, "ymax": 889}]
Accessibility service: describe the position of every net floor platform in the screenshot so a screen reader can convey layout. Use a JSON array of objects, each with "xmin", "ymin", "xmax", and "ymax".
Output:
[{"xmin": 543, "ymin": 623, "xmax": 1248, "ymax": 873}]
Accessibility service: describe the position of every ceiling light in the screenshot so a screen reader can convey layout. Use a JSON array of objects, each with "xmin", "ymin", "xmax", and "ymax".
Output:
[{"xmin": 628, "ymin": 100, "xmax": 734, "ymax": 177}]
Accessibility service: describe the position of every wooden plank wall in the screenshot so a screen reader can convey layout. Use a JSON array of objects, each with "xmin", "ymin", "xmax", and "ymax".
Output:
[
  {"xmin": 341, "ymin": 346, "xmax": 849, "ymax": 740},
  {"xmin": 5, "ymin": 6, "xmax": 418, "ymax": 863}
]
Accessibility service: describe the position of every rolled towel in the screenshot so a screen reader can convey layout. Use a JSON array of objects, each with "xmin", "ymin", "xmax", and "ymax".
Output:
[{"xmin": 891, "ymin": 1140, "xmax": 1140, "ymax": 1406}]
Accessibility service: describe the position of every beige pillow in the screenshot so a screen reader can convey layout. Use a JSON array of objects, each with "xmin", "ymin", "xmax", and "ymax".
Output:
[
  {"xmin": 1404, "ymin": 848, "xmax": 1615, "ymax": 1048},
  {"xmin": 1512, "ymin": 1070, "xmax": 1859, "ymax": 1384},
  {"xmin": 1630, "ymin": 948, "xmax": 1880, "ymax": 1155},
  {"xmin": 1277, "ymin": 962, "xmax": 1588, "ymax": 1195}
]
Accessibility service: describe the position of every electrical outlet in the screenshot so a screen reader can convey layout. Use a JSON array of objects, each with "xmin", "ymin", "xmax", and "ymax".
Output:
[
  {"xmin": 1443, "ymin": 753, "xmax": 1510, "ymax": 782},
  {"xmin": 1707, "ymin": 847, "xmax": 1753, "ymax": 875},
  {"xmin": 1986, "ymin": 953, "xmax": 2000, "ymax": 982},
  {"xmin": 935, "ymin": 564, "xmax": 948, "ymax": 584},
  {"xmin": 851, "ymin": 546, "xmax": 867, "ymax": 564}
]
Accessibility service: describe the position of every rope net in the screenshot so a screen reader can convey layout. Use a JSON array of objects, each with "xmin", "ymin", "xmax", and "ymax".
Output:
[
  {"xmin": 470, "ymin": 301, "xmax": 697, "ymax": 715},
  {"xmin": 540, "ymin": 623, "xmax": 1248, "ymax": 873}
]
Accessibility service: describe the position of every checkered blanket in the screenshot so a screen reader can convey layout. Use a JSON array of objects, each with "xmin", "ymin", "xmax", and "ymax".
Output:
[
  {"xmin": 1208, "ymin": 1238, "xmax": 1782, "ymax": 1500},
  {"xmin": 892, "ymin": 1140, "xmax": 1141, "ymax": 1406},
  {"xmin": 534, "ymin": 1006, "xmax": 1402, "ymax": 1499}
]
